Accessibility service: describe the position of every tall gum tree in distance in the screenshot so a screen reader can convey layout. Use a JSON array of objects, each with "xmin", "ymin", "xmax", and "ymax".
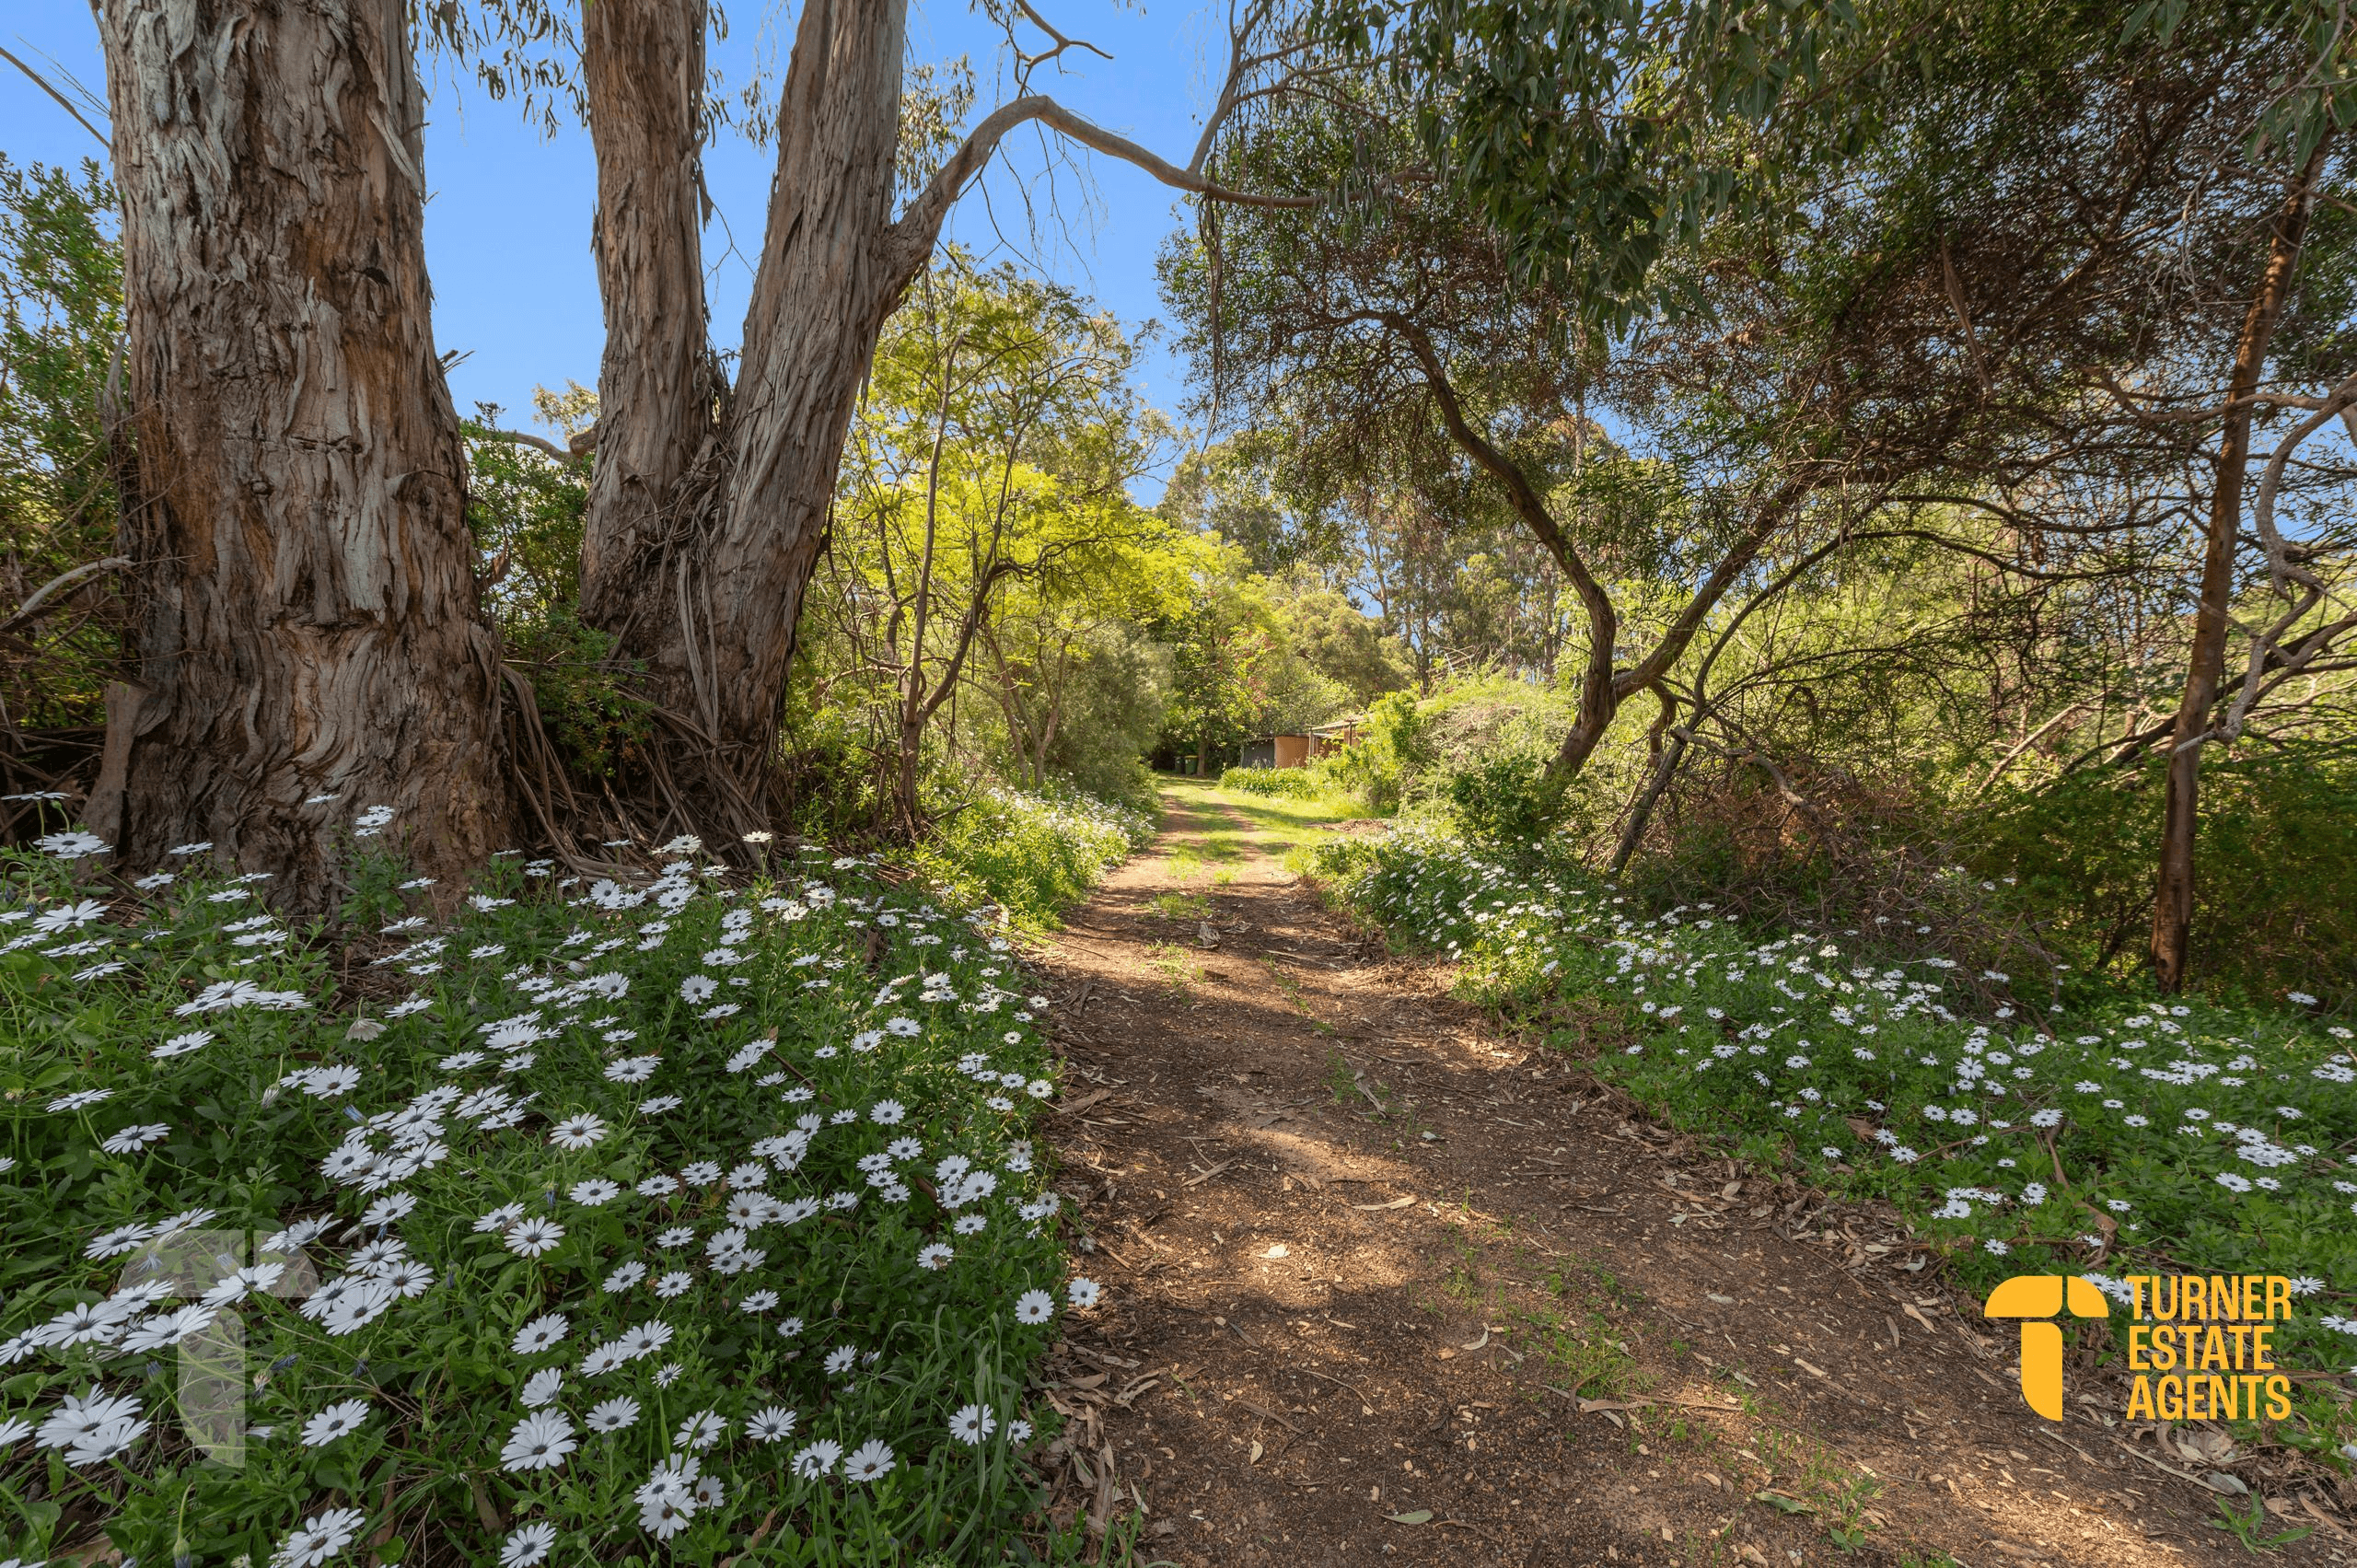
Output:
[{"xmin": 92, "ymin": 0, "xmax": 511, "ymax": 900}]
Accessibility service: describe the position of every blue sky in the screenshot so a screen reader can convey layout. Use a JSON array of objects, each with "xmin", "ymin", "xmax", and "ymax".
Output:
[{"xmin": 2, "ymin": 4, "xmax": 1225, "ymax": 490}]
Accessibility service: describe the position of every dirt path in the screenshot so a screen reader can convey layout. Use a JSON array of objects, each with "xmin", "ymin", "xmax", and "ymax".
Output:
[{"xmin": 1028, "ymin": 783, "xmax": 2343, "ymax": 1568}]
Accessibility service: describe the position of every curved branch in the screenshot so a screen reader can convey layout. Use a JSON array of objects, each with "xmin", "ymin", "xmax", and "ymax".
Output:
[
  {"xmin": 0, "ymin": 556, "xmax": 130, "ymax": 638},
  {"xmin": 472, "ymin": 424, "xmax": 600, "ymax": 464},
  {"xmin": 2248, "ymin": 370, "xmax": 2357, "ymax": 591}
]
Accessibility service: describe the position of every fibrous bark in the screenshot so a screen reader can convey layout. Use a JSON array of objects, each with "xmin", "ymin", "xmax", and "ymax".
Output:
[
  {"xmin": 578, "ymin": 0, "xmax": 721, "ymax": 713},
  {"xmin": 93, "ymin": 0, "xmax": 510, "ymax": 903},
  {"xmin": 575, "ymin": 0, "xmax": 1292, "ymax": 816}
]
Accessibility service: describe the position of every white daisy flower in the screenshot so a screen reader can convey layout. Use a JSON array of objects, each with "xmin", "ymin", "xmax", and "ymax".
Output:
[
  {"xmin": 299, "ymin": 1399, "xmax": 371, "ymax": 1446},
  {"xmin": 844, "ymin": 1437, "xmax": 896, "ymax": 1482},
  {"xmin": 500, "ymin": 1410, "xmax": 575, "ymax": 1472},
  {"xmin": 586, "ymin": 1396, "xmax": 641, "ymax": 1433}
]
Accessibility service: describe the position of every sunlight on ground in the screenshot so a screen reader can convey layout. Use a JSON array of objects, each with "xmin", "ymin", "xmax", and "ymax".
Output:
[{"xmin": 1157, "ymin": 776, "xmax": 1371, "ymax": 869}]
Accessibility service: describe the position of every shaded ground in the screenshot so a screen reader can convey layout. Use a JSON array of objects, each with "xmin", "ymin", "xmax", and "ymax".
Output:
[{"xmin": 1027, "ymin": 780, "xmax": 2353, "ymax": 1567}]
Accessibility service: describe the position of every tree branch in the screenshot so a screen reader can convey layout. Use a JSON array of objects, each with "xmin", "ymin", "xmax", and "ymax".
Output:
[
  {"xmin": 2247, "ymin": 369, "xmax": 2357, "ymax": 592},
  {"xmin": 0, "ymin": 555, "xmax": 129, "ymax": 639},
  {"xmin": 0, "ymin": 45, "xmax": 106, "ymax": 145},
  {"xmin": 471, "ymin": 424, "xmax": 600, "ymax": 463}
]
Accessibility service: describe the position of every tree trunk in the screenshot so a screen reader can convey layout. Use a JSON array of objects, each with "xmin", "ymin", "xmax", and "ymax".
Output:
[
  {"xmin": 572, "ymin": 0, "xmax": 1288, "ymax": 814},
  {"xmin": 702, "ymin": 0, "xmax": 916, "ymax": 784},
  {"xmin": 577, "ymin": 0, "xmax": 721, "ymax": 698},
  {"xmin": 1608, "ymin": 687, "xmax": 1685, "ymax": 876},
  {"xmin": 2149, "ymin": 141, "xmax": 2327, "ymax": 992},
  {"xmin": 571, "ymin": 0, "xmax": 919, "ymax": 807},
  {"xmin": 93, "ymin": 0, "xmax": 508, "ymax": 903}
]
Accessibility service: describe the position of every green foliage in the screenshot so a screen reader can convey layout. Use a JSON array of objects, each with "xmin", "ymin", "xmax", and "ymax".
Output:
[
  {"xmin": 1309, "ymin": 0, "xmax": 1855, "ymax": 324},
  {"xmin": 1158, "ymin": 576, "xmax": 1284, "ymax": 771},
  {"xmin": 505, "ymin": 609, "xmax": 651, "ymax": 779},
  {"xmin": 1441, "ymin": 753, "xmax": 1560, "ymax": 853},
  {"xmin": 1277, "ymin": 576, "xmax": 1412, "ymax": 704},
  {"xmin": 0, "ymin": 156, "xmax": 123, "ymax": 734},
  {"xmin": 913, "ymin": 786, "xmax": 1155, "ymax": 932},
  {"xmin": 1035, "ymin": 626, "xmax": 1168, "ymax": 807},
  {"xmin": 1976, "ymin": 752, "xmax": 2357, "ymax": 1008},
  {"xmin": 1218, "ymin": 765, "xmax": 1320, "ymax": 798},
  {"xmin": 1317, "ymin": 690, "xmax": 1432, "ymax": 813},
  {"xmin": 2208, "ymin": 1493, "xmax": 2314, "ymax": 1552},
  {"xmin": 461, "ymin": 399, "xmax": 650, "ymax": 778},
  {"xmin": 1317, "ymin": 830, "xmax": 2357, "ymax": 1403},
  {"xmin": 807, "ymin": 255, "xmax": 1189, "ymax": 826}
]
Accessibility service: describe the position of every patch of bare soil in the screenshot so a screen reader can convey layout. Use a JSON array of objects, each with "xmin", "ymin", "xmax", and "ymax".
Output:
[{"xmin": 1024, "ymin": 789, "xmax": 2355, "ymax": 1567}]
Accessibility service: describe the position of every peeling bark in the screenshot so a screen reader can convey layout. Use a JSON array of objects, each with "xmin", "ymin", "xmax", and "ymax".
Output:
[
  {"xmin": 699, "ymin": 0, "xmax": 916, "ymax": 778},
  {"xmin": 575, "ymin": 0, "xmax": 1286, "ymax": 812},
  {"xmin": 96, "ymin": 0, "xmax": 509, "ymax": 902},
  {"xmin": 577, "ymin": 0, "xmax": 721, "ymax": 714}
]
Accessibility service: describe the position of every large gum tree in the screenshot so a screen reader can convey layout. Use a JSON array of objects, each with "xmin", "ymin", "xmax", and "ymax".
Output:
[
  {"xmin": 92, "ymin": 0, "xmax": 512, "ymax": 902},
  {"xmin": 571, "ymin": 0, "xmax": 1310, "ymax": 828}
]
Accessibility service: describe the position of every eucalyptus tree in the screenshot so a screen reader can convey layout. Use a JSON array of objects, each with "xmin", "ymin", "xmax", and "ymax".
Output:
[
  {"xmin": 91, "ymin": 0, "xmax": 514, "ymax": 900},
  {"xmin": 571, "ymin": 0, "xmax": 1322, "ymax": 828},
  {"xmin": 1175, "ymin": 0, "xmax": 2357, "ymax": 996}
]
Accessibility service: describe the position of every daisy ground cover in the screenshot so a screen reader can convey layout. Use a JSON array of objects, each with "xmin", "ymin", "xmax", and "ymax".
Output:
[
  {"xmin": 0, "ymin": 817, "xmax": 1114, "ymax": 1566},
  {"xmin": 1312, "ymin": 830, "xmax": 2357, "ymax": 1459}
]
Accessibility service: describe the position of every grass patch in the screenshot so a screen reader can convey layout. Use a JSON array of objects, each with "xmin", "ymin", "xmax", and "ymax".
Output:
[{"xmin": 1147, "ymin": 890, "xmax": 1213, "ymax": 923}]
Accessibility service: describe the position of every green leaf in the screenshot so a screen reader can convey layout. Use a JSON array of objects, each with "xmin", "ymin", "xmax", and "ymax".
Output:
[{"xmin": 1383, "ymin": 1509, "xmax": 1434, "ymax": 1524}]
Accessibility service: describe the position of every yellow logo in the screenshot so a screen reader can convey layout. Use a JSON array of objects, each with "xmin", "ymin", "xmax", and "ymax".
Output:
[
  {"xmin": 1983, "ymin": 1274, "xmax": 2108, "ymax": 1419},
  {"xmin": 1985, "ymin": 1272, "xmax": 2298, "ymax": 1423}
]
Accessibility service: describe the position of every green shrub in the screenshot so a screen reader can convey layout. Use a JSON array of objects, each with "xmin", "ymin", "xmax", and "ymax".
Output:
[
  {"xmin": 1975, "ymin": 751, "xmax": 2357, "ymax": 1008},
  {"xmin": 1317, "ymin": 690, "xmax": 1431, "ymax": 813},
  {"xmin": 0, "ymin": 156, "xmax": 124, "ymax": 738},
  {"xmin": 1441, "ymin": 753, "xmax": 1562, "ymax": 852},
  {"xmin": 915, "ymin": 786, "xmax": 1153, "ymax": 931},
  {"xmin": 1218, "ymin": 765, "xmax": 1318, "ymax": 797},
  {"xmin": 504, "ymin": 609, "xmax": 652, "ymax": 778}
]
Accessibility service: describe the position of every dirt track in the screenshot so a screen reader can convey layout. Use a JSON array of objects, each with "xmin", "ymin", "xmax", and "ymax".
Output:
[{"xmin": 1027, "ymin": 783, "xmax": 2351, "ymax": 1567}]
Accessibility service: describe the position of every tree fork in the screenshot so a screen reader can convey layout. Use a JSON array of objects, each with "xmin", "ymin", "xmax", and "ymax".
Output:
[{"xmin": 575, "ymin": 0, "xmax": 1306, "ymax": 823}]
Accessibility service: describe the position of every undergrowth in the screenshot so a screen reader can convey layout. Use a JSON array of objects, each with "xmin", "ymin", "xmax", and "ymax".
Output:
[
  {"xmin": 913, "ymin": 787, "xmax": 1154, "ymax": 934},
  {"xmin": 1311, "ymin": 830, "xmax": 2357, "ymax": 1453},
  {"xmin": 0, "ymin": 805, "xmax": 1132, "ymax": 1566}
]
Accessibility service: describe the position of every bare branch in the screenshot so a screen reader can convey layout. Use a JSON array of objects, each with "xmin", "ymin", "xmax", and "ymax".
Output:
[
  {"xmin": 2248, "ymin": 368, "xmax": 2357, "ymax": 591},
  {"xmin": 1011, "ymin": 0, "xmax": 1116, "ymax": 85},
  {"xmin": 471, "ymin": 424, "xmax": 600, "ymax": 463},
  {"xmin": 0, "ymin": 45, "xmax": 107, "ymax": 145},
  {"xmin": 0, "ymin": 555, "xmax": 129, "ymax": 639}
]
